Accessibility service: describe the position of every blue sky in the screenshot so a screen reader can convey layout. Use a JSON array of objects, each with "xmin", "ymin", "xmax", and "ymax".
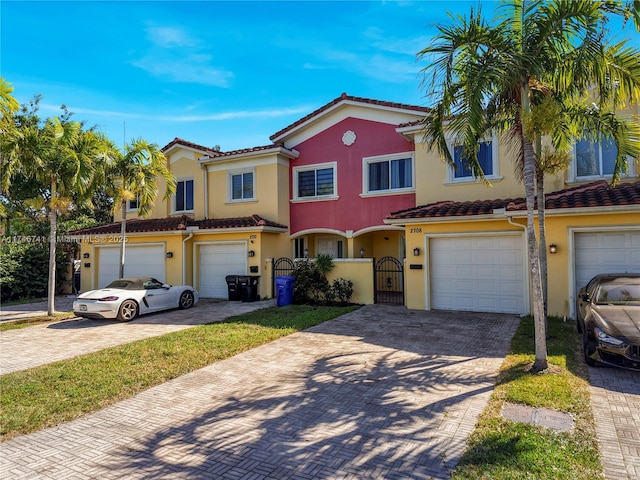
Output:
[{"xmin": 2, "ymin": 1, "xmax": 638, "ymax": 152}]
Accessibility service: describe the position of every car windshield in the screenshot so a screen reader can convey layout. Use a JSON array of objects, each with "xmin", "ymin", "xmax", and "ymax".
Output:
[
  {"xmin": 595, "ymin": 281, "xmax": 640, "ymax": 305},
  {"xmin": 104, "ymin": 279, "xmax": 145, "ymax": 290}
]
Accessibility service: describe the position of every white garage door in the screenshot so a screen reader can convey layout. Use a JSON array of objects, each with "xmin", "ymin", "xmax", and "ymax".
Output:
[
  {"xmin": 574, "ymin": 230, "xmax": 640, "ymax": 297},
  {"xmin": 97, "ymin": 245, "xmax": 165, "ymax": 288},
  {"xmin": 199, "ymin": 243, "xmax": 247, "ymax": 298},
  {"xmin": 430, "ymin": 234, "xmax": 526, "ymax": 314}
]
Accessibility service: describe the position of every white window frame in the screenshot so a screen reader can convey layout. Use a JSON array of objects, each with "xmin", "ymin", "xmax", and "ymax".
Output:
[
  {"xmin": 361, "ymin": 152, "xmax": 415, "ymax": 197},
  {"xmin": 227, "ymin": 168, "xmax": 256, "ymax": 203},
  {"xmin": 173, "ymin": 177, "xmax": 194, "ymax": 213},
  {"xmin": 568, "ymin": 138, "xmax": 635, "ymax": 182},
  {"xmin": 126, "ymin": 195, "xmax": 139, "ymax": 212},
  {"xmin": 445, "ymin": 133, "xmax": 500, "ymax": 184},
  {"xmin": 292, "ymin": 162, "xmax": 338, "ymax": 201}
]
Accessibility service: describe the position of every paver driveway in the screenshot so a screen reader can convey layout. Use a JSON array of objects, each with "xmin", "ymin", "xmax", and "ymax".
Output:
[
  {"xmin": 588, "ymin": 366, "xmax": 640, "ymax": 480},
  {"xmin": 0, "ymin": 305, "xmax": 519, "ymax": 479},
  {"xmin": 0, "ymin": 299, "xmax": 270, "ymax": 375}
]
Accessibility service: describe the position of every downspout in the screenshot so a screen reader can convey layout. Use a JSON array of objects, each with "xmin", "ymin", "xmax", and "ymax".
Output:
[
  {"xmin": 507, "ymin": 214, "xmax": 528, "ymax": 316},
  {"xmin": 201, "ymin": 162, "xmax": 209, "ymax": 219},
  {"xmin": 182, "ymin": 232, "xmax": 193, "ymax": 285}
]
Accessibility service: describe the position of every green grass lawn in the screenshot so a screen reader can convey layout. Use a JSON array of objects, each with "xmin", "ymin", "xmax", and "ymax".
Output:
[
  {"xmin": 0, "ymin": 313, "xmax": 77, "ymax": 331},
  {"xmin": 0, "ymin": 304, "xmax": 358, "ymax": 441},
  {"xmin": 452, "ymin": 316, "xmax": 602, "ymax": 480}
]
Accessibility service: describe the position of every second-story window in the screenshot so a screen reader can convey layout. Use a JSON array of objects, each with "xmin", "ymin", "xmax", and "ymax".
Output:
[
  {"xmin": 453, "ymin": 140, "xmax": 494, "ymax": 179},
  {"xmin": 364, "ymin": 153, "xmax": 413, "ymax": 194},
  {"xmin": 575, "ymin": 138, "xmax": 617, "ymax": 178},
  {"xmin": 229, "ymin": 170, "xmax": 254, "ymax": 201},
  {"xmin": 293, "ymin": 162, "xmax": 337, "ymax": 200},
  {"xmin": 127, "ymin": 195, "xmax": 139, "ymax": 211},
  {"xmin": 175, "ymin": 178, "xmax": 194, "ymax": 212}
]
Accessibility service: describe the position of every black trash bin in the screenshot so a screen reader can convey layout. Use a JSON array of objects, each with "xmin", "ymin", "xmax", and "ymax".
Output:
[
  {"xmin": 225, "ymin": 275, "xmax": 241, "ymax": 301},
  {"xmin": 239, "ymin": 275, "xmax": 260, "ymax": 302}
]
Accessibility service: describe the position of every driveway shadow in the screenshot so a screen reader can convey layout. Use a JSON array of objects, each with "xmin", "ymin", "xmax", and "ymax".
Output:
[{"xmin": 90, "ymin": 306, "xmax": 519, "ymax": 479}]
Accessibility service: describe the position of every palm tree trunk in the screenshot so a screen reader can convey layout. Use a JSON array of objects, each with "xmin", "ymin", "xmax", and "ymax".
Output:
[
  {"xmin": 119, "ymin": 200, "xmax": 127, "ymax": 279},
  {"xmin": 47, "ymin": 182, "xmax": 57, "ymax": 316},
  {"xmin": 524, "ymin": 138, "xmax": 548, "ymax": 371},
  {"xmin": 536, "ymin": 165, "xmax": 548, "ymax": 322}
]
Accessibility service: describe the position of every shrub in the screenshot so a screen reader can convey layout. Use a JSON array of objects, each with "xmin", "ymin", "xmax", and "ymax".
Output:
[
  {"xmin": 291, "ymin": 255, "xmax": 354, "ymax": 305},
  {"xmin": 328, "ymin": 278, "xmax": 354, "ymax": 304}
]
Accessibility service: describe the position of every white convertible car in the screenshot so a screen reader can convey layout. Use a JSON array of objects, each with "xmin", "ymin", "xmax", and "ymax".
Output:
[{"xmin": 73, "ymin": 277, "xmax": 199, "ymax": 321}]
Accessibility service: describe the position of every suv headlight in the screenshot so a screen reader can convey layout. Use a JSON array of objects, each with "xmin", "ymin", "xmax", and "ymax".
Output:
[{"xmin": 594, "ymin": 327, "xmax": 625, "ymax": 347}]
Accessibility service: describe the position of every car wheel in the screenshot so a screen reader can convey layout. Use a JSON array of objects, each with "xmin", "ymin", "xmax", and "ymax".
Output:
[
  {"xmin": 583, "ymin": 330, "xmax": 596, "ymax": 367},
  {"xmin": 179, "ymin": 291, "xmax": 194, "ymax": 309},
  {"xmin": 117, "ymin": 299, "xmax": 138, "ymax": 322}
]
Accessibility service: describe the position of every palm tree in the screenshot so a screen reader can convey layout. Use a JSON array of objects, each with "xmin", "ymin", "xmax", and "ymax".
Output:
[
  {"xmin": 418, "ymin": 0, "xmax": 640, "ymax": 370},
  {"xmin": 105, "ymin": 138, "xmax": 176, "ymax": 279},
  {"xmin": 12, "ymin": 112, "xmax": 106, "ymax": 314}
]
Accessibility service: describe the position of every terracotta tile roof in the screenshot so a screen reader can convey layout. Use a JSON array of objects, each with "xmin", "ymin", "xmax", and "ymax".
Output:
[
  {"xmin": 388, "ymin": 198, "xmax": 523, "ymax": 219},
  {"xmin": 161, "ymin": 137, "xmax": 223, "ymax": 156},
  {"xmin": 388, "ymin": 181, "xmax": 640, "ymax": 220},
  {"xmin": 197, "ymin": 215, "xmax": 288, "ymax": 230},
  {"xmin": 201, "ymin": 143, "xmax": 293, "ymax": 159},
  {"xmin": 506, "ymin": 180, "xmax": 640, "ymax": 211},
  {"xmin": 270, "ymin": 93, "xmax": 430, "ymax": 141},
  {"xmin": 69, "ymin": 215, "xmax": 287, "ymax": 236}
]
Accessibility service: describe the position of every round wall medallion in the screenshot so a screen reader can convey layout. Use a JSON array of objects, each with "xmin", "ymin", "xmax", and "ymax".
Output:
[{"xmin": 342, "ymin": 130, "xmax": 356, "ymax": 146}]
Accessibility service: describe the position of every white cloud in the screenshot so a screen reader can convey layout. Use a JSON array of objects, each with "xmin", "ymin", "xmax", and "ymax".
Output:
[
  {"xmin": 146, "ymin": 26, "xmax": 198, "ymax": 48},
  {"xmin": 47, "ymin": 103, "xmax": 311, "ymax": 123},
  {"xmin": 132, "ymin": 23, "xmax": 233, "ymax": 87}
]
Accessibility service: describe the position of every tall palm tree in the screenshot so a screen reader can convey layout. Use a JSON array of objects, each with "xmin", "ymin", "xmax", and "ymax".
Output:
[
  {"xmin": 418, "ymin": 0, "xmax": 640, "ymax": 370},
  {"xmin": 105, "ymin": 138, "xmax": 176, "ymax": 279},
  {"xmin": 15, "ymin": 116, "xmax": 106, "ymax": 314}
]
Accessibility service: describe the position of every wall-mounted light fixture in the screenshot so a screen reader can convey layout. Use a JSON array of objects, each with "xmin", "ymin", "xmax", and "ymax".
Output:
[
  {"xmin": 549, "ymin": 244, "xmax": 558, "ymax": 254},
  {"xmin": 83, "ymin": 253, "xmax": 90, "ymax": 259},
  {"xmin": 303, "ymin": 248, "xmax": 309, "ymax": 258},
  {"xmin": 413, "ymin": 247, "xmax": 420, "ymax": 257},
  {"xmin": 166, "ymin": 252, "xmax": 173, "ymax": 258},
  {"xmin": 360, "ymin": 247, "xmax": 365, "ymax": 258},
  {"xmin": 248, "ymin": 250, "xmax": 255, "ymax": 257}
]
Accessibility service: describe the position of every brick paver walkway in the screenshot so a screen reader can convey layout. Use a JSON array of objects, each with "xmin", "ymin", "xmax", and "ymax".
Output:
[
  {"xmin": 589, "ymin": 366, "xmax": 640, "ymax": 480},
  {"xmin": 0, "ymin": 306, "xmax": 519, "ymax": 479}
]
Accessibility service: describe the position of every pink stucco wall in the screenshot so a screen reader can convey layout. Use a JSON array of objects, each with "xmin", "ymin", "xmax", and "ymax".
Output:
[{"xmin": 289, "ymin": 117, "xmax": 416, "ymax": 235}]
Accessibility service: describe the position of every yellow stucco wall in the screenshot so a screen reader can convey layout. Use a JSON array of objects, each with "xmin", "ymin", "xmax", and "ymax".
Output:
[
  {"xmin": 540, "ymin": 211, "xmax": 640, "ymax": 317},
  {"xmin": 205, "ymin": 155, "xmax": 290, "ymax": 224},
  {"xmin": 329, "ymin": 260, "xmax": 374, "ymax": 305},
  {"xmin": 400, "ymin": 210, "xmax": 639, "ymax": 316}
]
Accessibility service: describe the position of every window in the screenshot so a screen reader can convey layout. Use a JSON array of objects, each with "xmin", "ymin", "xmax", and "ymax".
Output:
[
  {"xmin": 127, "ymin": 196, "xmax": 139, "ymax": 211},
  {"xmin": 293, "ymin": 163, "xmax": 337, "ymax": 200},
  {"xmin": 575, "ymin": 138, "xmax": 617, "ymax": 178},
  {"xmin": 453, "ymin": 141, "xmax": 494, "ymax": 179},
  {"xmin": 229, "ymin": 170, "xmax": 254, "ymax": 201},
  {"xmin": 294, "ymin": 238, "xmax": 306, "ymax": 258},
  {"xmin": 175, "ymin": 179, "xmax": 194, "ymax": 212},
  {"xmin": 365, "ymin": 155, "xmax": 413, "ymax": 193}
]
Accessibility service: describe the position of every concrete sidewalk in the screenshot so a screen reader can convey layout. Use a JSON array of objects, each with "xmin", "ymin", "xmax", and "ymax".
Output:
[{"xmin": 0, "ymin": 306, "xmax": 520, "ymax": 479}]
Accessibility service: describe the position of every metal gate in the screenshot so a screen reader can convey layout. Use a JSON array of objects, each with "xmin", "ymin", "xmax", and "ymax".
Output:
[
  {"xmin": 272, "ymin": 257, "xmax": 294, "ymax": 297},
  {"xmin": 374, "ymin": 256, "xmax": 404, "ymax": 305}
]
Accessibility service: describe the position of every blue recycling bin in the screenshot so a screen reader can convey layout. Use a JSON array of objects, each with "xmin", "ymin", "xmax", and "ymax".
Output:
[{"xmin": 275, "ymin": 276, "xmax": 295, "ymax": 306}]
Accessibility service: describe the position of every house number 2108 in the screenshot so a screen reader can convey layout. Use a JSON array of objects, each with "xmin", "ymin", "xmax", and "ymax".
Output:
[{"xmin": 410, "ymin": 228, "xmax": 422, "ymax": 234}]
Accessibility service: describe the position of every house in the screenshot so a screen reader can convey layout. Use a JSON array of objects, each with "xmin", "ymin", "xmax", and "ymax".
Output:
[{"xmin": 71, "ymin": 94, "xmax": 640, "ymax": 318}]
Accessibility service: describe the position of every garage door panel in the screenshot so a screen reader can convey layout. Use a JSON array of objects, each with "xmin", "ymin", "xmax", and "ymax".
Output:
[
  {"xmin": 97, "ymin": 245, "xmax": 165, "ymax": 288},
  {"xmin": 199, "ymin": 243, "xmax": 247, "ymax": 298},
  {"xmin": 430, "ymin": 234, "xmax": 526, "ymax": 314},
  {"xmin": 574, "ymin": 231, "xmax": 640, "ymax": 299}
]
